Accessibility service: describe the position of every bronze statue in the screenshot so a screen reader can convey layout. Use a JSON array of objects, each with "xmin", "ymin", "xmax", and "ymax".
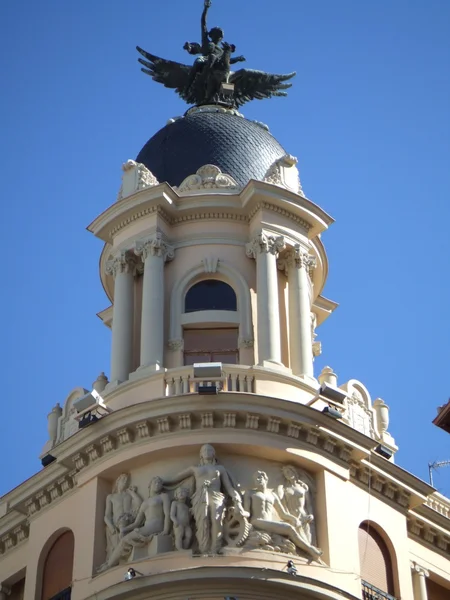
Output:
[{"xmin": 136, "ymin": 0, "xmax": 295, "ymax": 108}]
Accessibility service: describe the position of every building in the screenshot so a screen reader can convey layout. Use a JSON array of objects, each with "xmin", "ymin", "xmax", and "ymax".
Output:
[
  {"xmin": 1, "ymin": 6, "xmax": 450, "ymax": 600},
  {"xmin": 433, "ymin": 400, "xmax": 450, "ymax": 434}
]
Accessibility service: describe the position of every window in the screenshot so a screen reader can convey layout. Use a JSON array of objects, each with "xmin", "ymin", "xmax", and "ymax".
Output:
[
  {"xmin": 184, "ymin": 328, "xmax": 239, "ymax": 365},
  {"xmin": 185, "ymin": 280, "xmax": 237, "ymax": 313},
  {"xmin": 42, "ymin": 531, "xmax": 74, "ymax": 600},
  {"xmin": 359, "ymin": 523, "xmax": 395, "ymax": 597}
]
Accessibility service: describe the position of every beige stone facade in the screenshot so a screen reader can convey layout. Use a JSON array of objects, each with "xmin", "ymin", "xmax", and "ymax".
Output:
[{"xmin": 1, "ymin": 113, "xmax": 450, "ymax": 600}]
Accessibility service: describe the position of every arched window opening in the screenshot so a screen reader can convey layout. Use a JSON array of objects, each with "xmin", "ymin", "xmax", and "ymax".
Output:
[
  {"xmin": 42, "ymin": 531, "xmax": 74, "ymax": 600},
  {"xmin": 185, "ymin": 280, "xmax": 237, "ymax": 313},
  {"xmin": 359, "ymin": 523, "xmax": 395, "ymax": 599},
  {"xmin": 184, "ymin": 328, "xmax": 239, "ymax": 365}
]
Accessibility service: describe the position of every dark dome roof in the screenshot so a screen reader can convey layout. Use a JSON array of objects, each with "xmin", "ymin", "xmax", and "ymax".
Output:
[{"xmin": 136, "ymin": 109, "xmax": 287, "ymax": 188}]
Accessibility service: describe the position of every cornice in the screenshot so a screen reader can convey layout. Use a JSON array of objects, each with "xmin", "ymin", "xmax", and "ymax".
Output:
[
  {"xmin": 87, "ymin": 181, "xmax": 333, "ymax": 244},
  {"xmin": 408, "ymin": 512, "xmax": 450, "ymax": 559}
]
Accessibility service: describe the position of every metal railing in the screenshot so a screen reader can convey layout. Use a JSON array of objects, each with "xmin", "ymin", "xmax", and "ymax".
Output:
[
  {"xmin": 49, "ymin": 587, "xmax": 71, "ymax": 600},
  {"xmin": 362, "ymin": 581, "xmax": 397, "ymax": 600}
]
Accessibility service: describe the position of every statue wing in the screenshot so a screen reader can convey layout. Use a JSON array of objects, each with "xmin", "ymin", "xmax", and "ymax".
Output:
[
  {"xmin": 229, "ymin": 69, "xmax": 296, "ymax": 108},
  {"xmin": 136, "ymin": 46, "xmax": 192, "ymax": 101}
]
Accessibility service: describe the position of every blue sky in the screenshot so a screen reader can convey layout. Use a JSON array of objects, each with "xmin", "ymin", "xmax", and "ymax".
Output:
[{"xmin": 1, "ymin": 0, "xmax": 449, "ymax": 497}]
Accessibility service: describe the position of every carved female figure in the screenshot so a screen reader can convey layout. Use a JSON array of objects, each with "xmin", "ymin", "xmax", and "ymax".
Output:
[
  {"xmin": 278, "ymin": 465, "xmax": 316, "ymax": 546},
  {"xmin": 163, "ymin": 444, "xmax": 247, "ymax": 554}
]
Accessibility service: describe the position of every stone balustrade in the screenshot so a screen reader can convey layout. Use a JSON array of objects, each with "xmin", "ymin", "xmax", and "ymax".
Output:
[
  {"xmin": 425, "ymin": 491, "xmax": 450, "ymax": 519},
  {"xmin": 164, "ymin": 365, "xmax": 256, "ymax": 395}
]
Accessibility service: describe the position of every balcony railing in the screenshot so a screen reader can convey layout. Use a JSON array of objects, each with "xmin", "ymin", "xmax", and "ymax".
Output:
[
  {"xmin": 362, "ymin": 581, "xmax": 397, "ymax": 600},
  {"xmin": 49, "ymin": 587, "xmax": 71, "ymax": 600},
  {"xmin": 165, "ymin": 365, "xmax": 256, "ymax": 396}
]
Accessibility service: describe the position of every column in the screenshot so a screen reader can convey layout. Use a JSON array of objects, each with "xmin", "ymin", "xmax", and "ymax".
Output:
[
  {"xmin": 411, "ymin": 563, "xmax": 429, "ymax": 600},
  {"xmin": 280, "ymin": 244, "xmax": 316, "ymax": 379},
  {"xmin": 106, "ymin": 251, "xmax": 136, "ymax": 385},
  {"xmin": 246, "ymin": 231, "xmax": 285, "ymax": 367},
  {"xmin": 135, "ymin": 235, "xmax": 174, "ymax": 371}
]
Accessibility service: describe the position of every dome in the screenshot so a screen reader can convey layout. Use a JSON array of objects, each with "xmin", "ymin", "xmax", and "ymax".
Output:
[{"xmin": 136, "ymin": 108, "xmax": 287, "ymax": 188}]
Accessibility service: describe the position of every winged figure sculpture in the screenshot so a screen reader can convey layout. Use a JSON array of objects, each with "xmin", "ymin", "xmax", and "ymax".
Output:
[{"xmin": 136, "ymin": 0, "xmax": 295, "ymax": 109}]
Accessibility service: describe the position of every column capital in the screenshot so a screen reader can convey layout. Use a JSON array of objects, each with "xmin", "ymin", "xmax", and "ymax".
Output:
[
  {"xmin": 135, "ymin": 234, "xmax": 174, "ymax": 262},
  {"xmin": 246, "ymin": 231, "xmax": 285, "ymax": 258},
  {"xmin": 411, "ymin": 562, "xmax": 430, "ymax": 578},
  {"xmin": 105, "ymin": 251, "xmax": 137, "ymax": 278},
  {"xmin": 279, "ymin": 244, "xmax": 317, "ymax": 272}
]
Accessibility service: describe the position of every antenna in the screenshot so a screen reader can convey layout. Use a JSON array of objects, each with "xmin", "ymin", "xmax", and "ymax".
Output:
[{"xmin": 428, "ymin": 460, "xmax": 450, "ymax": 487}]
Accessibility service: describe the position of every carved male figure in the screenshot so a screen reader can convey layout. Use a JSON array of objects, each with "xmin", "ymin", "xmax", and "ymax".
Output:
[
  {"xmin": 244, "ymin": 471, "xmax": 323, "ymax": 562},
  {"xmin": 98, "ymin": 476, "xmax": 170, "ymax": 572},
  {"xmin": 278, "ymin": 465, "xmax": 316, "ymax": 546},
  {"xmin": 103, "ymin": 473, "xmax": 142, "ymax": 561},
  {"xmin": 163, "ymin": 444, "xmax": 248, "ymax": 554},
  {"xmin": 170, "ymin": 487, "xmax": 193, "ymax": 551}
]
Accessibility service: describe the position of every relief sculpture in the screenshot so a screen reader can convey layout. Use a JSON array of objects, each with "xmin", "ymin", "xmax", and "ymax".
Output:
[
  {"xmin": 102, "ymin": 474, "xmax": 142, "ymax": 565},
  {"xmin": 96, "ymin": 449, "xmax": 323, "ymax": 573},
  {"xmin": 98, "ymin": 476, "xmax": 170, "ymax": 572},
  {"xmin": 243, "ymin": 471, "xmax": 323, "ymax": 562},
  {"xmin": 162, "ymin": 444, "xmax": 248, "ymax": 554}
]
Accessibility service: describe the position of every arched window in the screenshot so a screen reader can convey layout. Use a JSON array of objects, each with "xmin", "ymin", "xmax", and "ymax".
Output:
[
  {"xmin": 42, "ymin": 531, "xmax": 74, "ymax": 600},
  {"xmin": 185, "ymin": 280, "xmax": 237, "ymax": 313},
  {"xmin": 358, "ymin": 522, "xmax": 395, "ymax": 597}
]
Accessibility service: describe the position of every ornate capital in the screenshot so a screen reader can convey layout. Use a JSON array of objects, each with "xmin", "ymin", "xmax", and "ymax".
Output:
[
  {"xmin": 135, "ymin": 234, "xmax": 174, "ymax": 262},
  {"xmin": 411, "ymin": 562, "xmax": 429, "ymax": 578},
  {"xmin": 246, "ymin": 232, "xmax": 285, "ymax": 258},
  {"xmin": 178, "ymin": 164, "xmax": 240, "ymax": 192},
  {"xmin": 105, "ymin": 251, "xmax": 137, "ymax": 278},
  {"xmin": 284, "ymin": 245, "xmax": 317, "ymax": 271}
]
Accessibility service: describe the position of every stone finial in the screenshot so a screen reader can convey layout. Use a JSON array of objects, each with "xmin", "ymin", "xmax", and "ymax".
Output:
[
  {"xmin": 373, "ymin": 398, "xmax": 390, "ymax": 435},
  {"xmin": 93, "ymin": 372, "xmax": 108, "ymax": 394},
  {"xmin": 47, "ymin": 403, "xmax": 63, "ymax": 444},
  {"xmin": 318, "ymin": 366, "xmax": 337, "ymax": 387}
]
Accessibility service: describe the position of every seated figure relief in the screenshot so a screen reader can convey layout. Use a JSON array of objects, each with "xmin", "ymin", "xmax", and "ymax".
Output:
[
  {"xmin": 96, "ymin": 447, "xmax": 324, "ymax": 572},
  {"xmin": 243, "ymin": 470, "xmax": 323, "ymax": 563},
  {"xmin": 98, "ymin": 476, "xmax": 170, "ymax": 572},
  {"xmin": 102, "ymin": 473, "xmax": 142, "ymax": 564}
]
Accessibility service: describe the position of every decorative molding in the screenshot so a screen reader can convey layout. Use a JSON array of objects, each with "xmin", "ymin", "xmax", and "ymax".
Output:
[
  {"xmin": 177, "ymin": 165, "xmax": 240, "ymax": 192},
  {"xmin": 411, "ymin": 562, "xmax": 430, "ymax": 578},
  {"xmin": 109, "ymin": 205, "xmax": 171, "ymax": 238},
  {"xmin": 263, "ymin": 154, "xmax": 304, "ymax": 196},
  {"xmin": 246, "ymin": 231, "xmax": 285, "ymax": 258},
  {"xmin": 135, "ymin": 233, "xmax": 175, "ymax": 263},
  {"xmin": 117, "ymin": 160, "xmax": 159, "ymax": 201},
  {"xmin": 105, "ymin": 251, "xmax": 138, "ymax": 278},
  {"xmin": 202, "ymin": 256, "xmax": 219, "ymax": 274},
  {"xmin": 107, "ymin": 201, "xmax": 311, "ymax": 240},
  {"xmin": 408, "ymin": 515, "xmax": 450, "ymax": 558},
  {"xmin": 248, "ymin": 202, "xmax": 311, "ymax": 232},
  {"xmin": 169, "ymin": 260, "xmax": 254, "ymax": 345},
  {"xmin": 278, "ymin": 244, "xmax": 317, "ymax": 275}
]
